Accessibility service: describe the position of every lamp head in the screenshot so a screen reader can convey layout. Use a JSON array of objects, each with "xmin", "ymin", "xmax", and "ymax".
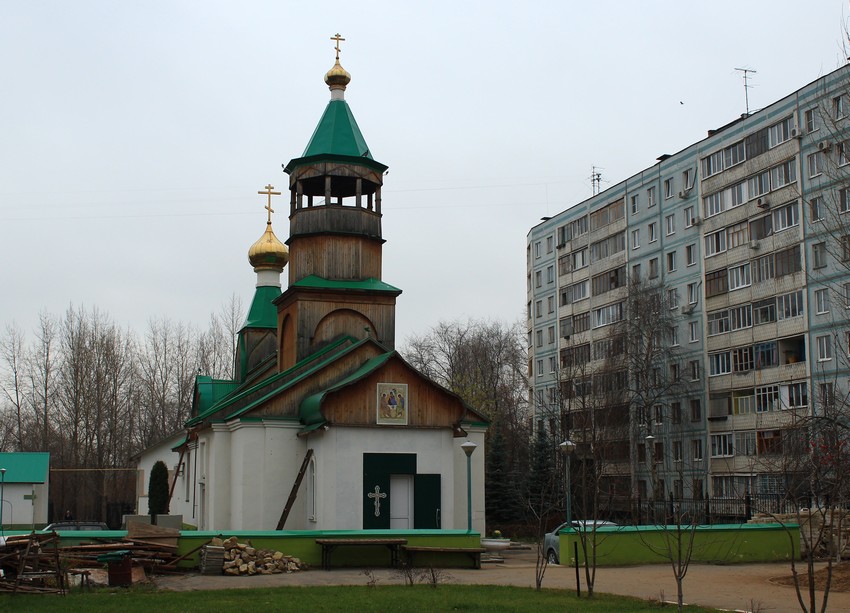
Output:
[
  {"xmin": 461, "ymin": 441, "xmax": 477, "ymax": 458},
  {"xmin": 559, "ymin": 440, "xmax": 576, "ymax": 455}
]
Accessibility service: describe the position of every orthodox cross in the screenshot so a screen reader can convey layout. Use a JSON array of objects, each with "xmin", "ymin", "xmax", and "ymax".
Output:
[
  {"xmin": 331, "ymin": 33, "xmax": 345, "ymax": 61},
  {"xmin": 367, "ymin": 485, "xmax": 387, "ymax": 517},
  {"xmin": 258, "ymin": 184, "xmax": 280, "ymax": 224}
]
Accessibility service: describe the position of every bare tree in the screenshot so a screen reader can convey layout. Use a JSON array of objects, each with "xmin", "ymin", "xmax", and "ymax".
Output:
[{"xmin": 0, "ymin": 322, "xmax": 27, "ymax": 449}]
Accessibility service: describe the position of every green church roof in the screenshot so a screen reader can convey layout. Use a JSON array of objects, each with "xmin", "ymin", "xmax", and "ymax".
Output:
[
  {"xmin": 291, "ymin": 275, "xmax": 401, "ymax": 293},
  {"xmin": 0, "ymin": 452, "xmax": 50, "ymax": 483},
  {"xmin": 242, "ymin": 285, "xmax": 282, "ymax": 330},
  {"xmin": 303, "ymin": 99, "xmax": 371, "ymax": 159}
]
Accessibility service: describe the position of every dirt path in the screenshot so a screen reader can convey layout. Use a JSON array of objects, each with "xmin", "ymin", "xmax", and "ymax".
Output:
[{"xmin": 153, "ymin": 548, "xmax": 850, "ymax": 612}]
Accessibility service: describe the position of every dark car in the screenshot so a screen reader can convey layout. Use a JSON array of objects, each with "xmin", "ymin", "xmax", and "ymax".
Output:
[
  {"xmin": 543, "ymin": 520, "xmax": 617, "ymax": 564},
  {"xmin": 42, "ymin": 521, "xmax": 109, "ymax": 532}
]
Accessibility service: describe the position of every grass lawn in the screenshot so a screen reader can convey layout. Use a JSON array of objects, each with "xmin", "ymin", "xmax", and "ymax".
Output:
[{"xmin": 0, "ymin": 584, "xmax": 719, "ymax": 612}]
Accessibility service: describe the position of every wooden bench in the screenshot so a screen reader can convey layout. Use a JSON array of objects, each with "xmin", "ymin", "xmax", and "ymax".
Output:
[
  {"xmin": 401, "ymin": 545, "xmax": 488, "ymax": 569},
  {"xmin": 315, "ymin": 538, "xmax": 407, "ymax": 571}
]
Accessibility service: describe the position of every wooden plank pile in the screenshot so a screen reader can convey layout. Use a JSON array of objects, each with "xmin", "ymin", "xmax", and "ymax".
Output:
[
  {"xmin": 0, "ymin": 533, "xmax": 66, "ymax": 594},
  {"xmin": 199, "ymin": 545, "xmax": 225, "ymax": 575}
]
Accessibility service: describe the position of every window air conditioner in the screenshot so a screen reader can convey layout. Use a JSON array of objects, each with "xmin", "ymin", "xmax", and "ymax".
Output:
[
  {"xmin": 749, "ymin": 240, "xmax": 760, "ymax": 250},
  {"xmin": 819, "ymin": 140, "xmax": 832, "ymax": 152},
  {"xmin": 756, "ymin": 198, "xmax": 770, "ymax": 209},
  {"xmin": 691, "ymin": 216, "xmax": 702, "ymax": 226}
]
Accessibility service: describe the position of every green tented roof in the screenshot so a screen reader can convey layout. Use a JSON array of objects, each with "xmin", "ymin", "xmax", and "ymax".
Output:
[
  {"xmin": 291, "ymin": 275, "xmax": 401, "ymax": 293},
  {"xmin": 242, "ymin": 285, "xmax": 282, "ymax": 330},
  {"xmin": 193, "ymin": 376, "xmax": 241, "ymax": 419},
  {"xmin": 0, "ymin": 452, "xmax": 50, "ymax": 483},
  {"xmin": 303, "ymin": 99, "xmax": 371, "ymax": 159},
  {"xmin": 300, "ymin": 352, "xmax": 395, "ymax": 425}
]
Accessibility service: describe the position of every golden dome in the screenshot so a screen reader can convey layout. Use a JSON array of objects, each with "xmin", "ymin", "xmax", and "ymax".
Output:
[
  {"xmin": 248, "ymin": 222, "xmax": 289, "ymax": 271},
  {"xmin": 325, "ymin": 59, "xmax": 351, "ymax": 89}
]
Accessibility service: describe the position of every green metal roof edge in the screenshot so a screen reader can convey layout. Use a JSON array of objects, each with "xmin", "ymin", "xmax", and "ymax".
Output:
[
  {"xmin": 291, "ymin": 275, "xmax": 401, "ymax": 293},
  {"xmin": 238, "ymin": 416, "xmax": 301, "ymax": 423},
  {"xmin": 193, "ymin": 376, "xmax": 241, "ymax": 418},
  {"xmin": 170, "ymin": 435, "xmax": 189, "ymax": 451},
  {"xmin": 186, "ymin": 336, "xmax": 358, "ymax": 426},
  {"xmin": 302, "ymin": 99, "xmax": 371, "ymax": 159},
  {"xmin": 298, "ymin": 421, "xmax": 327, "ymax": 434},
  {"xmin": 242, "ymin": 285, "xmax": 282, "ymax": 330},
  {"xmin": 0, "ymin": 452, "xmax": 50, "ymax": 483},
  {"xmin": 300, "ymin": 351, "xmax": 395, "ymax": 425}
]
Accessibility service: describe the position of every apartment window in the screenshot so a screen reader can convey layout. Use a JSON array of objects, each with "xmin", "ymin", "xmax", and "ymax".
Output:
[
  {"xmin": 772, "ymin": 202, "xmax": 799, "ymax": 232},
  {"xmin": 571, "ymin": 248, "xmax": 588, "ymax": 270},
  {"xmin": 547, "ymin": 296, "xmax": 554, "ymax": 313},
  {"xmin": 692, "ymin": 438, "xmax": 703, "ymax": 461},
  {"xmin": 810, "ymin": 196, "xmax": 823, "ymax": 222},
  {"xmin": 683, "ymin": 168, "xmax": 694, "ymax": 190},
  {"xmin": 748, "ymin": 170, "xmax": 770, "ymax": 199},
  {"xmin": 631, "ymin": 229, "xmax": 640, "ymax": 249},
  {"xmin": 777, "ymin": 290, "xmax": 804, "ymax": 320},
  {"xmin": 592, "ymin": 302, "xmax": 624, "ymax": 328},
  {"xmin": 702, "ymin": 150, "xmax": 724, "ymax": 177},
  {"xmin": 535, "ymin": 300, "xmax": 542, "ymax": 317},
  {"xmin": 589, "ymin": 231, "xmax": 626, "ymax": 262},
  {"xmin": 730, "ymin": 304, "xmax": 753, "ymax": 330},
  {"xmin": 546, "ymin": 265, "xmax": 554, "ymax": 284},
  {"xmin": 707, "ymin": 310, "xmax": 730, "ymax": 335},
  {"xmin": 664, "ymin": 178, "xmax": 674, "ymax": 199},
  {"xmin": 560, "ymin": 280, "xmax": 588, "ymax": 306},
  {"xmin": 589, "ymin": 199, "xmax": 625, "ymax": 231},
  {"xmin": 841, "ymin": 188, "xmax": 850, "ymax": 213},
  {"xmin": 788, "ymin": 382, "xmax": 808, "ymax": 408},
  {"xmin": 689, "ymin": 359, "xmax": 700, "ymax": 380},
  {"xmin": 705, "ymin": 269, "xmax": 728, "ymax": 297},
  {"xmin": 546, "ymin": 236, "xmax": 554, "ymax": 253},
  {"xmin": 536, "ymin": 359, "xmax": 543, "ymax": 377},
  {"xmin": 845, "ymin": 282, "xmax": 850, "ymax": 308},
  {"xmin": 805, "ymin": 108, "xmax": 816, "ymax": 132},
  {"xmin": 704, "ymin": 191, "xmax": 725, "ymax": 217},
  {"xmin": 768, "ymin": 117, "xmax": 793, "ymax": 148},
  {"xmin": 668, "ymin": 288, "xmax": 679, "ymax": 309},
  {"xmin": 753, "ymin": 253, "xmax": 775, "ymax": 283},
  {"xmin": 689, "ymin": 321, "xmax": 699, "ymax": 343},
  {"xmin": 844, "ymin": 235, "xmax": 850, "ymax": 262},
  {"xmin": 690, "ymin": 399, "xmax": 702, "ymax": 422},
  {"xmin": 631, "ymin": 194, "xmax": 639, "ymax": 214},
  {"xmin": 756, "ymin": 385, "xmax": 780, "ymax": 413},
  {"xmin": 687, "ymin": 282, "xmax": 698, "ymax": 304},
  {"xmin": 840, "ymin": 142, "xmax": 850, "ymax": 166},
  {"xmin": 726, "ymin": 221, "xmax": 749, "ymax": 249},
  {"xmin": 732, "ymin": 346, "xmax": 754, "ymax": 372},
  {"xmin": 632, "ymin": 263, "xmax": 641, "ymax": 279},
  {"xmin": 666, "ymin": 214, "xmax": 676, "ymax": 235},
  {"xmin": 808, "ymin": 151, "xmax": 824, "ymax": 177},
  {"xmin": 813, "ymin": 242, "xmax": 827, "ymax": 269},
  {"xmin": 648, "ymin": 222, "xmax": 657, "ymax": 242},
  {"xmin": 728, "ymin": 263, "xmax": 751, "ymax": 291},
  {"xmin": 647, "ymin": 186, "xmax": 657, "ymax": 207},
  {"xmin": 573, "ymin": 311, "xmax": 590, "ymax": 334},
  {"xmin": 649, "ymin": 258, "xmax": 659, "ymax": 279},
  {"xmin": 819, "ymin": 382, "xmax": 836, "ymax": 412},
  {"xmin": 591, "ymin": 265, "xmax": 626, "ymax": 296},
  {"xmin": 654, "ymin": 404, "xmax": 664, "ymax": 426},
  {"xmin": 534, "ymin": 242, "xmax": 541, "ymax": 258},
  {"xmin": 755, "ymin": 341, "xmax": 778, "ymax": 369},
  {"xmin": 817, "ymin": 335, "xmax": 832, "ymax": 361},
  {"xmin": 775, "ymin": 245, "xmax": 802, "ymax": 277},
  {"xmin": 548, "ymin": 326, "xmax": 555, "ymax": 344},
  {"xmin": 752, "ymin": 299, "xmax": 775, "ymax": 325},
  {"xmin": 834, "ymin": 95, "xmax": 845, "ymax": 118},
  {"xmin": 709, "ymin": 352, "xmax": 731, "ymax": 376},
  {"xmin": 673, "ymin": 441, "xmax": 683, "ymax": 464},
  {"xmin": 684, "ymin": 206, "xmax": 695, "ymax": 227},
  {"xmin": 704, "ymin": 230, "xmax": 726, "ymax": 257},
  {"xmin": 686, "ymin": 244, "xmax": 696, "ymax": 266},
  {"xmin": 711, "ymin": 434, "xmax": 734, "ymax": 458},
  {"xmin": 666, "ymin": 251, "xmax": 677, "ymax": 272},
  {"xmin": 816, "ymin": 288, "xmax": 830, "ymax": 314},
  {"xmin": 558, "ymin": 255, "xmax": 569, "ymax": 276},
  {"xmin": 549, "ymin": 356, "xmax": 556, "ymax": 373},
  {"xmin": 670, "ymin": 326, "xmax": 679, "ymax": 347},
  {"xmin": 534, "ymin": 270, "xmax": 542, "ymax": 288}
]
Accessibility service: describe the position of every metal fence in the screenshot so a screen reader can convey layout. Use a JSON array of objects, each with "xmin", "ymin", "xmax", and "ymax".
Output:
[{"xmin": 600, "ymin": 493, "xmax": 808, "ymax": 525}]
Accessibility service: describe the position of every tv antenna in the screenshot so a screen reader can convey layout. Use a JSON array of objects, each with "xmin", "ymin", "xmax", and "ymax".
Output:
[
  {"xmin": 590, "ymin": 166, "xmax": 604, "ymax": 196},
  {"xmin": 734, "ymin": 67, "xmax": 757, "ymax": 115}
]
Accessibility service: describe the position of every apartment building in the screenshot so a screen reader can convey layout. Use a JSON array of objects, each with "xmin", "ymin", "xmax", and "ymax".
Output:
[{"xmin": 527, "ymin": 63, "xmax": 850, "ymax": 500}]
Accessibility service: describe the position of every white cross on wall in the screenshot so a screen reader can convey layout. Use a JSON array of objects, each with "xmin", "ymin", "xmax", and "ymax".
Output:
[{"xmin": 367, "ymin": 485, "xmax": 387, "ymax": 517}]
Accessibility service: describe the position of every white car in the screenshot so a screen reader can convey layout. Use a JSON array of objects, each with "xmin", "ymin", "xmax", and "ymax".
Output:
[{"xmin": 543, "ymin": 520, "xmax": 617, "ymax": 564}]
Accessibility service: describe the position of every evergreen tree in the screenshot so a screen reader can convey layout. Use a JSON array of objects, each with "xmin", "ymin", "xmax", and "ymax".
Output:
[
  {"xmin": 148, "ymin": 460, "xmax": 170, "ymax": 516},
  {"xmin": 526, "ymin": 425, "xmax": 557, "ymax": 524},
  {"xmin": 486, "ymin": 424, "xmax": 514, "ymax": 525}
]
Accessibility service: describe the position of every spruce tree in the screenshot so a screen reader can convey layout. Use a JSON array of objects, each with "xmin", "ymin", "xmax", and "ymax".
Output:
[{"xmin": 148, "ymin": 460, "xmax": 170, "ymax": 517}]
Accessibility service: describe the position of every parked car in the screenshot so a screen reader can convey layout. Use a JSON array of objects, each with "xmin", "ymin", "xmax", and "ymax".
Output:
[
  {"xmin": 42, "ymin": 521, "xmax": 109, "ymax": 532},
  {"xmin": 543, "ymin": 520, "xmax": 617, "ymax": 564}
]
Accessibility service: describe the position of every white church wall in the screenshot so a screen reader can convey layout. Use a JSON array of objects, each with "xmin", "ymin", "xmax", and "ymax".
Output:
[
  {"xmin": 207, "ymin": 425, "xmax": 232, "ymax": 531},
  {"xmin": 260, "ymin": 421, "xmax": 304, "ymax": 530},
  {"xmin": 313, "ymin": 426, "xmax": 483, "ymax": 531}
]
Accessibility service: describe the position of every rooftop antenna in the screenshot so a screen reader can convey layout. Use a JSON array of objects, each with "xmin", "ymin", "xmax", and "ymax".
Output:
[
  {"xmin": 590, "ymin": 166, "xmax": 603, "ymax": 196},
  {"xmin": 734, "ymin": 67, "xmax": 757, "ymax": 116}
]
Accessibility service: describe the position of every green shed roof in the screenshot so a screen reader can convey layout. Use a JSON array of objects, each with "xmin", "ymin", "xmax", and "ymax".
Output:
[
  {"xmin": 291, "ymin": 275, "xmax": 401, "ymax": 294},
  {"xmin": 242, "ymin": 285, "xmax": 282, "ymax": 330},
  {"xmin": 0, "ymin": 452, "xmax": 50, "ymax": 483}
]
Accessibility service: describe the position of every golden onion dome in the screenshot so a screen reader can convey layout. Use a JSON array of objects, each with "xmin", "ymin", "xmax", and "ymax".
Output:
[
  {"xmin": 324, "ymin": 59, "xmax": 351, "ymax": 89},
  {"xmin": 248, "ymin": 223, "xmax": 289, "ymax": 271}
]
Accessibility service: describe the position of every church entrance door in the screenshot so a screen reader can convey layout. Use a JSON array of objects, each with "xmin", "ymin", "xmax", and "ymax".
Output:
[{"xmin": 389, "ymin": 475, "xmax": 413, "ymax": 528}]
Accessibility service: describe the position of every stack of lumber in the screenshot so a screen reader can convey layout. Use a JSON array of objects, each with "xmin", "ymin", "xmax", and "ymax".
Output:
[{"xmin": 0, "ymin": 532, "xmax": 66, "ymax": 594}]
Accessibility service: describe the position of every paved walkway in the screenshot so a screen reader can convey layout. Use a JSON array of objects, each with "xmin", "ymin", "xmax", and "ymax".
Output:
[{"xmin": 153, "ymin": 549, "xmax": 850, "ymax": 613}]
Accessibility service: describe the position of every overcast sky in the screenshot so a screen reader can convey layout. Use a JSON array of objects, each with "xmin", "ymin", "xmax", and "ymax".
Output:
[{"xmin": 1, "ymin": 1, "xmax": 848, "ymax": 347}]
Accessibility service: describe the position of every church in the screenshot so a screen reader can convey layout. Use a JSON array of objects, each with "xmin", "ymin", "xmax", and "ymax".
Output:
[{"xmin": 137, "ymin": 39, "xmax": 488, "ymax": 533}]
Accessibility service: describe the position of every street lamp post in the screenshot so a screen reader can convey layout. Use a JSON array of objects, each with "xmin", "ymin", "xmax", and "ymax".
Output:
[
  {"xmin": 645, "ymin": 434, "xmax": 656, "ymax": 524},
  {"xmin": 0, "ymin": 467, "xmax": 6, "ymax": 538},
  {"xmin": 559, "ymin": 440, "xmax": 576, "ymax": 527},
  {"xmin": 461, "ymin": 441, "xmax": 477, "ymax": 532}
]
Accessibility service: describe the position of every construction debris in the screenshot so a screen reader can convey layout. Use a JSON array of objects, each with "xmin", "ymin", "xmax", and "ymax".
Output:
[{"xmin": 217, "ymin": 536, "xmax": 306, "ymax": 575}]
